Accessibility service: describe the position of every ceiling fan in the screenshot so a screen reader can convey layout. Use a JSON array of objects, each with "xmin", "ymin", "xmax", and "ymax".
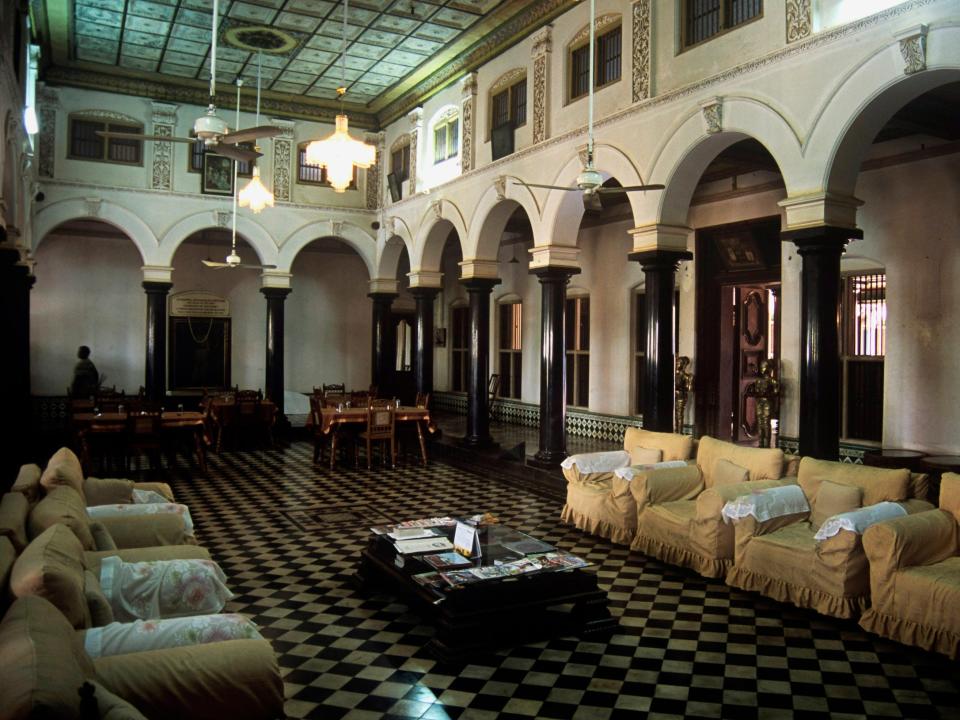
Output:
[
  {"xmin": 203, "ymin": 81, "xmax": 277, "ymax": 271},
  {"xmin": 97, "ymin": 0, "xmax": 279, "ymax": 163},
  {"xmin": 512, "ymin": 0, "xmax": 663, "ymax": 211}
]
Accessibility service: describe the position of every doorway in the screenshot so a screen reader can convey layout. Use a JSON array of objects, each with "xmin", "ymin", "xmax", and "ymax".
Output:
[{"xmin": 695, "ymin": 217, "xmax": 781, "ymax": 444}]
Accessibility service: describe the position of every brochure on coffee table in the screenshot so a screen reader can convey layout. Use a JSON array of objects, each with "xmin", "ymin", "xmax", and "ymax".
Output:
[
  {"xmin": 394, "ymin": 537, "xmax": 454, "ymax": 554},
  {"xmin": 371, "ymin": 517, "xmax": 457, "ymax": 535},
  {"xmin": 530, "ymin": 552, "xmax": 589, "ymax": 570},
  {"xmin": 440, "ymin": 569, "xmax": 483, "ymax": 587},
  {"xmin": 412, "ymin": 572, "xmax": 448, "ymax": 591},
  {"xmin": 387, "ymin": 527, "xmax": 440, "ymax": 541},
  {"xmin": 501, "ymin": 539, "xmax": 554, "ymax": 556},
  {"xmin": 422, "ymin": 552, "xmax": 472, "ymax": 569}
]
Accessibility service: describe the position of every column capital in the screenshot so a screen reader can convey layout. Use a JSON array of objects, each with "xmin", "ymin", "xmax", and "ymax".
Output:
[
  {"xmin": 628, "ymin": 223, "xmax": 691, "ymax": 254},
  {"xmin": 260, "ymin": 287, "xmax": 291, "ymax": 300},
  {"xmin": 407, "ymin": 270, "xmax": 443, "ymax": 289},
  {"xmin": 629, "ymin": 249, "xmax": 693, "ymax": 269},
  {"xmin": 142, "ymin": 265, "xmax": 173, "ymax": 284},
  {"xmin": 369, "ymin": 278, "xmax": 399, "ymax": 294},
  {"xmin": 458, "ymin": 258, "xmax": 500, "ymax": 280},
  {"xmin": 368, "ymin": 291, "xmax": 398, "ymax": 302},
  {"xmin": 781, "ymin": 224, "xmax": 863, "ymax": 250},
  {"xmin": 142, "ymin": 280, "xmax": 173, "ymax": 294},
  {"xmin": 528, "ymin": 244, "xmax": 580, "ymax": 271},
  {"xmin": 531, "ymin": 265, "xmax": 581, "ymax": 281},
  {"xmin": 461, "ymin": 277, "xmax": 501, "ymax": 292},
  {"xmin": 778, "ymin": 192, "xmax": 863, "ymax": 231},
  {"xmin": 261, "ymin": 270, "xmax": 292, "ymax": 289}
]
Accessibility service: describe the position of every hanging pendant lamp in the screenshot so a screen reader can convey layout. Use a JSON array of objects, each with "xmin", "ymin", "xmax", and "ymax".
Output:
[
  {"xmin": 303, "ymin": 0, "xmax": 376, "ymax": 192},
  {"xmin": 238, "ymin": 51, "xmax": 275, "ymax": 213}
]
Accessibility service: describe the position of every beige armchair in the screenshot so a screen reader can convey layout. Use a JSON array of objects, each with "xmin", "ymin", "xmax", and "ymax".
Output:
[
  {"xmin": 725, "ymin": 457, "xmax": 933, "ymax": 619},
  {"xmin": 858, "ymin": 473, "xmax": 960, "ymax": 657},
  {"xmin": 561, "ymin": 428, "xmax": 695, "ymax": 544},
  {"xmin": 0, "ymin": 595, "xmax": 284, "ymax": 720},
  {"xmin": 630, "ymin": 436, "xmax": 797, "ymax": 578}
]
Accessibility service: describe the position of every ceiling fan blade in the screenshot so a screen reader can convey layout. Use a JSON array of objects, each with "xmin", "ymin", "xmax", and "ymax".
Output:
[
  {"xmin": 511, "ymin": 180, "xmax": 578, "ymax": 191},
  {"xmin": 96, "ymin": 131, "xmax": 195, "ymax": 144},
  {"xmin": 597, "ymin": 183, "xmax": 666, "ymax": 193},
  {"xmin": 214, "ymin": 144, "xmax": 262, "ymax": 162},
  {"xmin": 219, "ymin": 126, "xmax": 282, "ymax": 144},
  {"xmin": 236, "ymin": 263, "xmax": 277, "ymax": 270},
  {"xmin": 201, "ymin": 259, "xmax": 231, "ymax": 267}
]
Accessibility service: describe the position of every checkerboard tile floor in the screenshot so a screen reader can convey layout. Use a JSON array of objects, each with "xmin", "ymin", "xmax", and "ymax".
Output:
[{"xmin": 168, "ymin": 442, "xmax": 960, "ymax": 719}]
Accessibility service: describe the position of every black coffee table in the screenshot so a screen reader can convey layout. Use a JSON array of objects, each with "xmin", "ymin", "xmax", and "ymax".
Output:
[{"xmin": 354, "ymin": 522, "xmax": 616, "ymax": 662}]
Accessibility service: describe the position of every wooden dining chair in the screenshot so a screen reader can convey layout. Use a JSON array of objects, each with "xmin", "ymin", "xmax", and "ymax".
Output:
[
  {"xmin": 125, "ymin": 403, "xmax": 164, "ymax": 473},
  {"xmin": 309, "ymin": 395, "xmax": 331, "ymax": 465},
  {"xmin": 360, "ymin": 406, "xmax": 396, "ymax": 470},
  {"xmin": 415, "ymin": 392, "xmax": 430, "ymax": 408},
  {"xmin": 323, "ymin": 383, "xmax": 345, "ymax": 395}
]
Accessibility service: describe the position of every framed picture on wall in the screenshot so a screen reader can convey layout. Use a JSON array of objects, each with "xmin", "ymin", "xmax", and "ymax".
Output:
[
  {"xmin": 169, "ymin": 317, "xmax": 232, "ymax": 391},
  {"xmin": 434, "ymin": 328, "xmax": 447, "ymax": 347},
  {"xmin": 202, "ymin": 153, "xmax": 234, "ymax": 196}
]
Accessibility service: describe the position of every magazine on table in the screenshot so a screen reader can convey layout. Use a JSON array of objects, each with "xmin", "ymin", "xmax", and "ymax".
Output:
[
  {"xmin": 422, "ymin": 552, "xmax": 472, "ymax": 569},
  {"xmin": 394, "ymin": 537, "xmax": 454, "ymax": 554},
  {"xmin": 371, "ymin": 517, "xmax": 457, "ymax": 535},
  {"xmin": 529, "ymin": 551, "xmax": 589, "ymax": 570},
  {"xmin": 440, "ymin": 569, "xmax": 483, "ymax": 587}
]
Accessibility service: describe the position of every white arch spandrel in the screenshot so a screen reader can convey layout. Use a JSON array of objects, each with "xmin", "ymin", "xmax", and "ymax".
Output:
[
  {"xmin": 540, "ymin": 142, "xmax": 643, "ymax": 248},
  {"xmin": 375, "ymin": 216, "xmax": 415, "ymax": 280},
  {"xmin": 33, "ymin": 197, "xmax": 156, "ymax": 263},
  {"xmin": 279, "ymin": 219, "xmax": 376, "ymax": 278},
  {"xmin": 805, "ymin": 26, "xmax": 960, "ymax": 197},
  {"xmin": 157, "ymin": 211, "xmax": 278, "ymax": 268},
  {"xmin": 647, "ymin": 96, "xmax": 802, "ymax": 227},
  {"xmin": 412, "ymin": 198, "xmax": 468, "ymax": 272},
  {"xmin": 465, "ymin": 178, "xmax": 542, "ymax": 261}
]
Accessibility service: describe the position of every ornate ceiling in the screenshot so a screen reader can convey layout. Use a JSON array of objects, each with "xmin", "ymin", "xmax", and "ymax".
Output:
[{"xmin": 31, "ymin": 0, "xmax": 577, "ymax": 128}]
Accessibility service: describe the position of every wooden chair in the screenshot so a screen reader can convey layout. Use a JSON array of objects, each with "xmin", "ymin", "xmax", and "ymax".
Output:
[
  {"xmin": 125, "ymin": 403, "xmax": 164, "ymax": 473},
  {"xmin": 415, "ymin": 392, "xmax": 430, "ymax": 408},
  {"xmin": 360, "ymin": 406, "xmax": 396, "ymax": 470},
  {"xmin": 350, "ymin": 390, "xmax": 370, "ymax": 407},
  {"xmin": 235, "ymin": 389, "xmax": 271, "ymax": 448},
  {"xmin": 95, "ymin": 387, "xmax": 126, "ymax": 413},
  {"xmin": 323, "ymin": 393, "xmax": 346, "ymax": 409},
  {"xmin": 323, "ymin": 383, "xmax": 345, "ymax": 395},
  {"xmin": 367, "ymin": 384, "xmax": 379, "ymax": 399},
  {"xmin": 309, "ymin": 395, "xmax": 331, "ymax": 465}
]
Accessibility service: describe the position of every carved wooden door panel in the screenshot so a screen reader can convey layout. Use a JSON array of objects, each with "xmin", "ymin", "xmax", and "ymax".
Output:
[{"xmin": 734, "ymin": 286, "xmax": 768, "ymax": 443}]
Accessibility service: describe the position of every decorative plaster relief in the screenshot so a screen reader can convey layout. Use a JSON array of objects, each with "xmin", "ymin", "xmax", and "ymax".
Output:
[
  {"xmin": 431, "ymin": 200, "xmax": 442, "ymax": 220},
  {"xmin": 532, "ymin": 55, "xmax": 548, "ymax": 144},
  {"xmin": 577, "ymin": 144, "xmax": 589, "ymax": 167},
  {"xmin": 331, "ymin": 220, "xmax": 343, "ymax": 238},
  {"xmin": 37, "ymin": 87, "xmax": 58, "ymax": 179},
  {"xmin": 632, "ymin": 1, "xmax": 651, "ymax": 102},
  {"xmin": 786, "ymin": 0, "xmax": 812, "ymax": 43},
  {"xmin": 215, "ymin": 210, "xmax": 231, "ymax": 228},
  {"xmin": 897, "ymin": 25, "xmax": 928, "ymax": 75},
  {"xmin": 150, "ymin": 102, "xmax": 178, "ymax": 192},
  {"xmin": 269, "ymin": 118, "xmax": 295, "ymax": 204},
  {"xmin": 85, "ymin": 197, "xmax": 102, "ymax": 217},
  {"xmin": 365, "ymin": 131, "xmax": 384, "ymax": 210},
  {"xmin": 384, "ymin": 216, "xmax": 395, "ymax": 237},
  {"xmin": 570, "ymin": 14, "xmax": 621, "ymax": 47},
  {"xmin": 461, "ymin": 74, "xmax": 477, "ymax": 173},
  {"xmin": 701, "ymin": 98, "xmax": 723, "ymax": 134},
  {"xmin": 494, "ymin": 176, "xmax": 506, "ymax": 201},
  {"xmin": 408, "ymin": 108, "xmax": 423, "ymax": 195},
  {"xmin": 489, "ymin": 68, "xmax": 526, "ymax": 96}
]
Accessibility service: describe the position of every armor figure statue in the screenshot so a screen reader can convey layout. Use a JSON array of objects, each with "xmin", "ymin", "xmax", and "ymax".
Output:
[
  {"xmin": 747, "ymin": 360, "xmax": 781, "ymax": 448},
  {"xmin": 675, "ymin": 356, "xmax": 693, "ymax": 434}
]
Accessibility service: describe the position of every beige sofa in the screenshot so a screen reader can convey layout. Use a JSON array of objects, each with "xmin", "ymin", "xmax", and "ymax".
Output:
[
  {"xmin": 725, "ymin": 457, "xmax": 933, "ymax": 619},
  {"xmin": 858, "ymin": 473, "xmax": 960, "ymax": 657},
  {"xmin": 0, "ymin": 594, "xmax": 284, "ymax": 720},
  {"xmin": 630, "ymin": 436, "xmax": 798, "ymax": 578},
  {"xmin": 561, "ymin": 428, "xmax": 696, "ymax": 544}
]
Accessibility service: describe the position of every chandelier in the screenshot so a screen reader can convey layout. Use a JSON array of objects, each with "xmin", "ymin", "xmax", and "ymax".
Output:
[
  {"xmin": 238, "ymin": 52, "xmax": 274, "ymax": 213},
  {"xmin": 303, "ymin": 0, "xmax": 376, "ymax": 192}
]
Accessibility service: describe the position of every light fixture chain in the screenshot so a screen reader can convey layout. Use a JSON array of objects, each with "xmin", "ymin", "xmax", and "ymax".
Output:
[
  {"xmin": 588, "ymin": 0, "xmax": 595, "ymax": 165},
  {"xmin": 341, "ymin": 0, "xmax": 348, "ymax": 90},
  {"xmin": 231, "ymin": 80, "xmax": 241, "ymax": 254},
  {"xmin": 210, "ymin": 0, "xmax": 218, "ymax": 103}
]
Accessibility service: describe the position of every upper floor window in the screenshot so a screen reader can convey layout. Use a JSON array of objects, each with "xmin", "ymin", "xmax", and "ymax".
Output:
[
  {"xmin": 190, "ymin": 139, "xmax": 254, "ymax": 178},
  {"xmin": 68, "ymin": 116, "xmax": 142, "ymax": 165},
  {"xmin": 491, "ymin": 77, "xmax": 527, "ymax": 132},
  {"xmin": 570, "ymin": 24, "xmax": 621, "ymax": 101},
  {"xmin": 297, "ymin": 143, "xmax": 357, "ymax": 189},
  {"xmin": 391, "ymin": 142, "xmax": 410, "ymax": 182},
  {"xmin": 682, "ymin": 0, "xmax": 762, "ymax": 50},
  {"xmin": 433, "ymin": 113, "xmax": 459, "ymax": 164}
]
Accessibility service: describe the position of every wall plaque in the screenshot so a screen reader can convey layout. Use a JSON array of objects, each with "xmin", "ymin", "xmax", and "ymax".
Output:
[{"xmin": 169, "ymin": 291, "xmax": 230, "ymax": 318}]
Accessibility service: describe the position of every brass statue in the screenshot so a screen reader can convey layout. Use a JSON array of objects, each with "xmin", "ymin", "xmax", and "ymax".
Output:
[
  {"xmin": 747, "ymin": 360, "xmax": 781, "ymax": 448},
  {"xmin": 675, "ymin": 356, "xmax": 693, "ymax": 434}
]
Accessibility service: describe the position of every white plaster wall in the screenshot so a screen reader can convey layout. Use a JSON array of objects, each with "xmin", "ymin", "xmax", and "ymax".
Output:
[
  {"xmin": 287, "ymin": 247, "xmax": 372, "ymax": 392},
  {"xmin": 31, "ymin": 234, "xmax": 145, "ymax": 395}
]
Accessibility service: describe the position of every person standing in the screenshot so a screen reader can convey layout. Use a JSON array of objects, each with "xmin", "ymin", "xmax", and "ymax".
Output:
[{"xmin": 71, "ymin": 345, "xmax": 100, "ymax": 398}]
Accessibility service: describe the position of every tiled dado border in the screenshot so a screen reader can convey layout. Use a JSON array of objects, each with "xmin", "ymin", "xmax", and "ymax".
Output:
[{"xmin": 435, "ymin": 393, "xmax": 876, "ymax": 458}]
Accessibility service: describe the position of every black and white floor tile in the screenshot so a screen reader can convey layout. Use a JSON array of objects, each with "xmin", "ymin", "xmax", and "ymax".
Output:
[{"xmin": 165, "ymin": 442, "xmax": 960, "ymax": 720}]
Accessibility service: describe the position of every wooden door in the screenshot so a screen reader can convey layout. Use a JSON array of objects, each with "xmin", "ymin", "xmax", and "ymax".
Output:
[{"xmin": 733, "ymin": 285, "xmax": 778, "ymax": 443}]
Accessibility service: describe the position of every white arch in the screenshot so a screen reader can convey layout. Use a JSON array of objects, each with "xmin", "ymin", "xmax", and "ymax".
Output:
[
  {"xmin": 33, "ymin": 197, "xmax": 157, "ymax": 262},
  {"xmin": 647, "ymin": 96, "xmax": 803, "ymax": 227},
  {"xmin": 465, "ymin": 178, "xmax": 542, "ymax": 260},
  {"xmin": 805, "ymin": 25, "xmax": 960, "ymax": 197},
  {"xmin": 412, "ymin": 198, "xmax": 468, "ymax": 272},
  {"xmin": 157, "ymin": 210, "xmax": 278, "ymax": 268},
  {"xmin": 279, "ymin": 219, "xmax": 376, "ymax": 278},
  {"xmin": 375, "ymin": 215, "xmax": 415, "ymax": 279},
  {"xmin": 541, "ymin": 142, "xmax": 643, "ymax": 248}
]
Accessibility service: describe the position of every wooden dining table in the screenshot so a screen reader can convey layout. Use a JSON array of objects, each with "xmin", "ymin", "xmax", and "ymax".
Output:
[
  {"xmin": 312, "ymin": 405, "xmax": 435, "ymax": 468},
  {"xmin": 73, "ymin": 411, "xmax": 207, "ymax": 473},
  {"xmin": 203, "ymin": 398, "xmax": 277, "ymax": 451}
]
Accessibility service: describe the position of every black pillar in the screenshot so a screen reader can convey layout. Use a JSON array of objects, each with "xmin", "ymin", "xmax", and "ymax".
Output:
[
  {"xmin": 782, "ymin": 225, "xmax": 861, "ymax": 460},
  {"xmin": 629, "ymin": 249, "xmax": 692, "ymax": 433},
  {"xmin": 261, "ymin": 287, "xmax": 291, "ymax": 432},
  {"xmin": 410, "ymin": 287, "xmax": 440, "ymax": 400},
  {"xmin": 369, "ymin": 292, "xmax": 396, "ymax": 395},
  {"xmin": 0, "ymin": 246, "xmax": 34, "ymax": 478},
  {"xmin": 462, "ymin": 278, "xmax": 500, "ymax": 447},
  {"xmin": 530, "ymin": 266, "xmax": 579, "ymax": 467},
  {"xmin": 143, "ymin": 281, "xmax": 172, "ymax": 404}
]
